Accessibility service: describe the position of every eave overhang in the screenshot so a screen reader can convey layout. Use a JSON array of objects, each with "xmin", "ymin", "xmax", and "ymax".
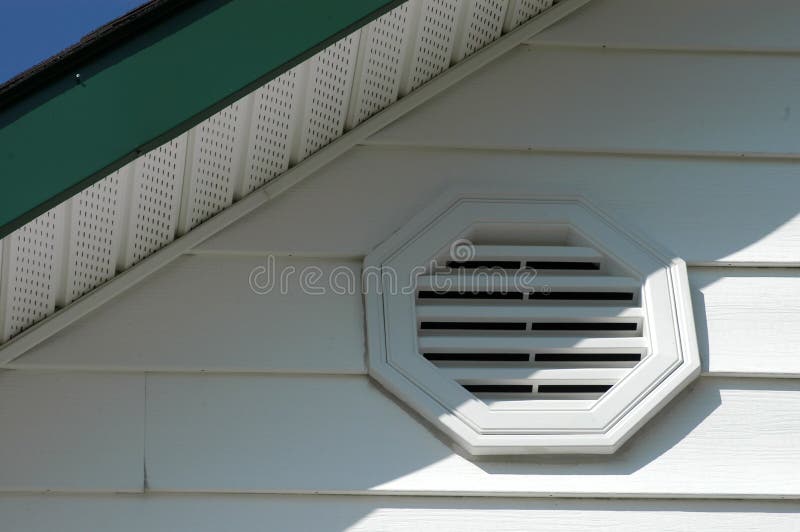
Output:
[{"xmin": 0, "ymin": 0, "xmax": 402, "ymax": 238}]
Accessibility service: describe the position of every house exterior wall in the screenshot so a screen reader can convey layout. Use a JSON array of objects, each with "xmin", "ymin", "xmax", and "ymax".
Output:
[{"xmin": 3, "ymin": 0, "xmax": 800, "ymax": 529}]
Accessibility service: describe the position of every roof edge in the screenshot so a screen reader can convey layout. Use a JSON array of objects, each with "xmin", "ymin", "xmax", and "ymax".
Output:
[
  {"xmin": 0, "ymin": 0, "xmax": 404, "ymax": 239},
  {"xmin": 0, "ymin": 0, "xmax": 592, "ymax": 365},
  {"xmin": 0, "ymin": 0, "xmax": 202, "ymax": 110}
]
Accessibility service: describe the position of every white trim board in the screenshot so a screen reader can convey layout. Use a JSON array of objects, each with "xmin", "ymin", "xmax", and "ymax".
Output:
[{"xmin": 0, "ymin": 0, "xmax": 592, "ymax": 367}]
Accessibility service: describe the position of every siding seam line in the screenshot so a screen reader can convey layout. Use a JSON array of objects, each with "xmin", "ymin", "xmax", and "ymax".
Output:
[
  {"xmin": 524, "ymin": 41, "xmax": 800, "ymax": 57},
  {"xmin": 356, "ymin": 142, "xmax": 800, "ymax": 162}
]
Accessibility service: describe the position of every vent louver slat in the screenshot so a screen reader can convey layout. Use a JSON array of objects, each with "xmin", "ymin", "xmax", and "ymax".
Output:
[
  {"xmin": 420, "ymin": 335, "xmax": 648, "ymax": 353},
  {"xmin": 417, "ymin": 244, "xmax": 646, "ymax": 402},
  {"xmin": 416, "ymin": 274, "xmax": 640, "ymax": 293},
  {"xmin": 417, "ymin": 304, "xmax": 643, "ymax": 326},
  {"xmin": 442, "ymin": 367, "xmax": 629, "ymax": 384},
  {"xmin": 444, "ymin": 246, "xmax": 606, "ymax": 272},
  {"xmin": 447, "ymin": 245, "xmax": 604, "ymax": 262}
]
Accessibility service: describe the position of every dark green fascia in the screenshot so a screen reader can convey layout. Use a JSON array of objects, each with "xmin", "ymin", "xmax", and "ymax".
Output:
[{"xmin": 0, "ymin": 0, "xmax": 403, "ymax": 239}]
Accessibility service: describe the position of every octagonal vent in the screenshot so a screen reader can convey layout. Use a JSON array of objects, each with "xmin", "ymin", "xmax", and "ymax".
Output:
[{"xmin": 364, "ymin": 195, "xmax": 700, "ymax": 455}]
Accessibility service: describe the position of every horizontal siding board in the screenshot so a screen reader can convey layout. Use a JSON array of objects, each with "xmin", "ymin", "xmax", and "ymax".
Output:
[
  {"xmin": 9, "ymin": 256, "xmax": 365, "ymax": 374},
  {"xmin": 145, "ymin": 374, "xmax": 800, "ymax": 497},
  {"xmin": 368, "ymin": 46, "xmax": 800, "ymax": 155},
  {"xmin": 196, "ymin": 148, "xmax": 800, "ymax": 265},
  {"xmin": 6, "ymin": 255, "xmax": 797, "ymax": 378},
  {"xmin": 10, "ymin": 260, "xmax": 799, "ymax": 379},
  {"xmin": 0, "ymin": 494, "xmax": 799, "ymax": 531},
  {"xmin": 531, "ymin": 0, "xmax": 800, "ymax": 51},
  {"xmin": 0, "ymin": 371, "xmax": 144, "ymax": 492},
  {"xmin": 145, "ymin": 374, "xmax": 452, "ymax": 493},
  {"xmin": 691, "ymin": 268, "xmax": 800, "ymax": 377}
]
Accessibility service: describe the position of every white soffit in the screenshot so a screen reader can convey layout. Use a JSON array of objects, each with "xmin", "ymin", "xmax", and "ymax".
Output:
[
  {"xmin": 0, "ymin": 0, "xmax": 588, "ymax": 358},
  {"xmin": 363, "ymin": 195, "xmax": 701, "ymax": 455}
]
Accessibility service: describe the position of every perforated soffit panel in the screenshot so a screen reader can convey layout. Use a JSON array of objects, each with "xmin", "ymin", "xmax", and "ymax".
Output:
[
  {"xmin": 363, "ymin": 194, "xmax": 700, "ymax": 455},
  {"xmin": 0, "ymin": 0, "xmax": 556, "ymax": 344}
]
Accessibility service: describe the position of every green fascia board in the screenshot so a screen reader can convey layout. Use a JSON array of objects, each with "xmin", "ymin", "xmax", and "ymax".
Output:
[{"xmin": 0, "ymin": 0, "xmax": 403, "ymax": 239}]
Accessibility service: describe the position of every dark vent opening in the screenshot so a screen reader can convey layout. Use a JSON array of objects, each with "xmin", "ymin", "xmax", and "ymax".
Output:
[
  {"xmin": 447, "ymin": 260, "xmax": 522, "ymax": 269},
  {"xmin": 424, "ymin": 353, "xmax": 530, "ymax": 362},
  {"xmin": 421, "ymin": 321, "xmax": 527, "ymax": 331},
  {"xmin": 531, "ymin": 322, "xmax": 637, "ymax": 331},
  {"xmin": 536, "ymin": 353, "xmax": 641, "ymax": 362},
  {"xmin": 530, "ymin": 291, "xmax": 634, "ymax": 301},
  {"xmin": 538, "ymin": 384, "xmax": 613, "ymax": 394},
  {"xmin": 526, "ymin": 261, "xmax": 601, "ymax": 270},
  {"xmin": 418, "ymin": 291, "xmax": 524, "ymax": 300},
  {"xmin": 463, "ymin": 384, "xmax": 533, "ymax": 394}
]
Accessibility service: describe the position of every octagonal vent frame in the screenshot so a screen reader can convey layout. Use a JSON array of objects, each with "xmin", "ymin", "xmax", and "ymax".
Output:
[{"xmin": 364, "ymin": 194, "xmax": 701, "ymax": 456}]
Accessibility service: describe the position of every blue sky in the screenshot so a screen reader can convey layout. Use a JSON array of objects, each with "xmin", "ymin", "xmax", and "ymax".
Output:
[{"xmin": 1, "ymin": 0, "xmax": 149, "ymax": 83}]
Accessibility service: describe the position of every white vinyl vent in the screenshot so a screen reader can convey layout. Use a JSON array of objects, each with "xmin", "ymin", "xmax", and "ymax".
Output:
[
  {"xmin": 181, "ymin": 101, "xmax": 246, "ymax": 232},
  {"xmin": 364, "ymin": 195, "xmax": 701, "ymax": 455},
  {"xmin": 453, "ymin": 0, "xmax": 509, "ymax": 61},
  {"xmin": 0, "ymin": 206, "xmax": 65, "ymax": 341},
  {"xmin": 347, "ymin": 4, "xmax": 414, "ymax": 128},
  {"xmin": 417, "ymin": 245, "xmax": 643, "ymax": 405},
  {"xmin": 504, "ymin": 0, "xmax": 553, "ymax": 31},
  {"xmin": 122, "ymin": 135, "xmax": 187, "ymax": 269},
  {"xmin": 63, "ymin": 169, "xmax": 126, "ymax": 304},
  {"xmin": 243, "ymin": 68, "xmax": 301, "ymax": 196},
  {"xmin": 293, "ymin": 33, "xmax": 361, "ymax": 162},
  {"xmin": 400, "ymin": 0, "xmax": 462, "ymax": 95}
]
